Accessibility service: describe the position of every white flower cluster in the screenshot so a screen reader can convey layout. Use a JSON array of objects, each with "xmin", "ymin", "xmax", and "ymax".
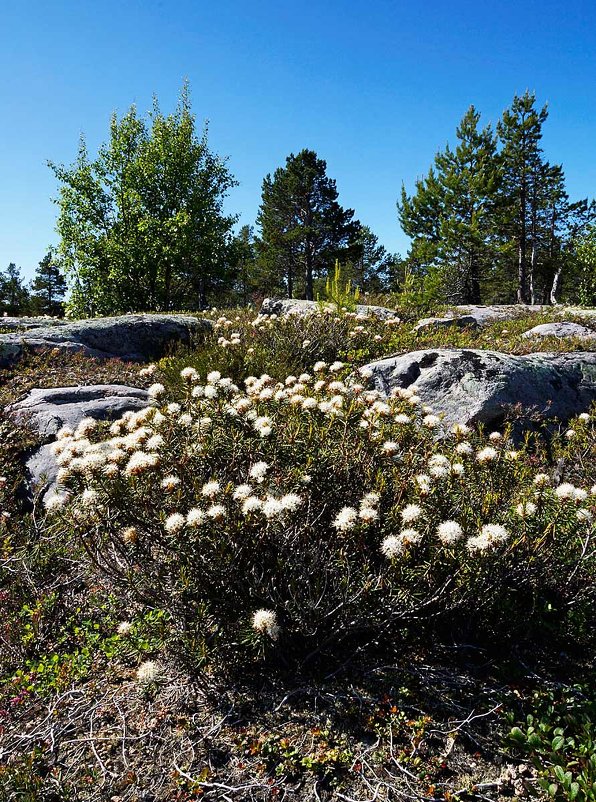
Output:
[{"xmin": 252, "ymin": 608, "xmax": 280, "ymax": 639}]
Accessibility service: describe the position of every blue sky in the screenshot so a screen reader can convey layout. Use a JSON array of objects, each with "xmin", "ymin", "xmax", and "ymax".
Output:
[{"xmin": 1, "ymin": 0, "xmax": 595, "ymax": 280}]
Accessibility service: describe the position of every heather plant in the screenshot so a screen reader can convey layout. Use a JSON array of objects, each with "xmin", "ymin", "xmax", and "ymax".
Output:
[{"xmin": 44, "ymin": 361, "xmax": 596, "ymax": 675}]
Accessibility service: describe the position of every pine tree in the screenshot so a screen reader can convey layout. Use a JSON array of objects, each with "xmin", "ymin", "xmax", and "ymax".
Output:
[
  {"xmin": 347, "ymin": 225, "xmax": 394, "ymax": 294},
  {"xmin": 0, "ymin": 263, "xmax": 30, "ymax": 315},
  {"xmin": 227, "ymin": 225, "xmax": 257, "ymax": 306},
  {"xmin": 256, "ymin": 150, "xmax": 360, "ymax": 300},
  {"xmin": 496, "ymin": 91, "xmax": 550, "ymax": 304},
  {"xmin": 29, "ymin": 252, "xmax": 67, "ymax": 316},
  {"xmin": 399, "ymin": 106, "xmax": 500, "ymax": 303}
]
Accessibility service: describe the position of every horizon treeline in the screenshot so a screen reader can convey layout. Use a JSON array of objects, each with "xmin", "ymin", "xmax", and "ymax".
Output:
[
  {"xmin": 4, "ymin": 87, "xmax": 596, "ymax": 317},
  {"xmin": 0, "ymin": 254, "xmax": 67, "ymax": 317}
]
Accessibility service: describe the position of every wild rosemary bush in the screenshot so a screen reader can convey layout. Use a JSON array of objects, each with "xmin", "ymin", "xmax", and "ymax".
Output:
[
  {"xmin": 44, "ymin": 358, "xmax": 596, "ymax": 675},
  {"xmin": 165, "ymin": 307, "xmax": 595, "ymax": 399}
]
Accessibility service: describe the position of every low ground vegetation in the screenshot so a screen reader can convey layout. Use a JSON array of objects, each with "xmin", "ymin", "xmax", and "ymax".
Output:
[{"xmin": 0, "ymin": 305, "xmax": 594, "ymax": 801}]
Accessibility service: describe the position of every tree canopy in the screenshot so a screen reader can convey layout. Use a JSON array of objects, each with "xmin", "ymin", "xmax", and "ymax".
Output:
[
  {"xmin": 256, "ymin": 149, "xmax": 361, "ymax": 300},
  {"xmin": 399, "ymin": 92, "xmax": 595, "ymax": 305},
  {"xmin": 29, "ymin": 251, "xmax": 67, "ymax": 316},
  {"xmin": 50, "ymin": 85, "xmax": 237, "ymax": 316}
]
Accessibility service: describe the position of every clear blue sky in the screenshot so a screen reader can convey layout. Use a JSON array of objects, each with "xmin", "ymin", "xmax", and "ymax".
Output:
[{"xmin": 1, "ymin": 0, "xmax": 595, "ymax": 280}]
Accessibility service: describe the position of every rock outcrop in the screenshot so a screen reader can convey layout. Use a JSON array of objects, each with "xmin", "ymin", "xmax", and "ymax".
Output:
[
  {"xmin": 8, "ymin": 385, "xmax": 150, "ymax": 494},
  {"xmin": 362, "ymin": 348, "xmax": 596, "ymax": 430},
  {"xmin": 414, "ymin": 315, "xmax": 479, "ymax": 334},
  {"xmin": 0, "ymin": 316, "xmax": 68, "ymax": 330},
  {"xmin": 0, "ymin": 314, "xmax": 211, "ymax": 367},
  {"xmin": 260, "ymin": 298, "xmax": 399, "ymax": 321},
  {"xmin": 450, "ymin": 305, "xmax": 548, "ymax": 326},
  {"xmin": 521, "ymin": 322, "xmax": 596, "ymax": 340}
]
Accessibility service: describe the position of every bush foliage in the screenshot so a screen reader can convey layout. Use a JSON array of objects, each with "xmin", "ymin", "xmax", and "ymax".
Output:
[{"xmin": 42, "ymin": 311, "xmax": 596, "ymax": 677}]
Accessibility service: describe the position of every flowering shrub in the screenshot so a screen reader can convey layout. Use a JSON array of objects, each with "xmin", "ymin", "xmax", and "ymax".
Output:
[{"xmin": 45, "ymin": 363, "xmax": 596, "ymax": 673}]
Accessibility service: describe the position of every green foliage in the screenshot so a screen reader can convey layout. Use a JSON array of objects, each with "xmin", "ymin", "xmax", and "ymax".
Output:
[
  {"xmin": 319, "ymin": 259, "xmax": 360, "ymax": 312},
  {"xmin": 255, "ymin": 149, "xmax": 361, "ymax": 300},
  {"xmin": 506, "ymin": 682, "xmax": 596, "ymax": 801},
  {"xmin": 0, "ymin": 262, "xmax": 30, "ymax": 315},
  {"xmin": 1, "ymin": 303, "xmax": 595, "ymax": 801},
  {"xmin": 49, "ymin": 84, "xmax": 237, "ymax": 316},
  {"xmin": 44, "ymin": 314, "xmax": 596, "ymax": 675},
  {"xmin": 400, "ymin": 92, "xmax": 596, "ymax": 306},
  {"xmin": 399, "ymin": 105, "xmax": 500, "ymax": 304},
  {"xmin": 576, "ymin": 226, "xmax": 596, "ymax": 306},
  {"xmin": 28, "ymin": 251, "xmax": 67, "ymax": 316}
]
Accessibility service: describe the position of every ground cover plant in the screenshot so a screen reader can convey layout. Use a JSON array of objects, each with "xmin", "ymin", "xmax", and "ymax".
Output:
[{"xmin": 0, "ymin": 304, "xmax": 594, "ymax": 801}]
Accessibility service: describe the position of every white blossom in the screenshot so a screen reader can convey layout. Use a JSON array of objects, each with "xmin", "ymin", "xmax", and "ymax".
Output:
[
  {"xmin": 161, "ymin": 474, "xmax": 180, "ymax": 491},
  {"xmin": 136, "ymin": 660, "xmax": 160, "ymax": 684},
  {"xmin": 333, "ymin": 506, "xmax": 358, "ymax": 532},
  {"xmin": 165, "ymin": 513, "xmax": 185, "ymax": 533},
  {"xmin": 401, "ymin": 504, "xmax": 422, "ymax": 523},
  {"xmin": 381, "ymin": 535, "xmax": 403, "ymax": 558},
  {"xmin": 437, "ymin": 520, "xmax": 463, "ymax": 545},
  {"xmin": 207, "ymin": 504, "xmax": 226, "ymax": 520},
  {"xmin": 125, "ymin": 451, "xmax": 159, "ymax": 476},
  {"xmin": 515, "ymin": 501, "xmax": 536, "ymax": 518},
  {"xmin": 476, "ymin": 447, "xmax": 498, "ymax": 463},
  {"xmin": 252, "ymin": 609, "xmax": 279, "ymax": 639},
  {"xmin": 202, "ymin": 480, "xmax": 221, "ymax": 498},
  {"xmin": 147, "ymin": 383, "xmax": 165, "ymax": 399},
  {"xmin": 242, "ymin": 496, "xmax": 263, "ymax": 515},
  {"xmin": 187, "ymin": 508, "xmax": 206, "ymax": 527}
]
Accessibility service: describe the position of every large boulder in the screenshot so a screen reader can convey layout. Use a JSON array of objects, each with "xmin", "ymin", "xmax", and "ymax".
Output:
[
  {"xmin": 261, "ymin": 298, "xmax": 399, "ymax": 321},
  {"xmin": 0, "ymin": 314, "xmax": 211, "ymax": 367},
  {"xmin": 521, "ymin": 322, "xmax": 596, "ymax": 340},
  {"xmin": 7, "ymin": 385, "xmax": 151, "ymax": 494},
  {"xmin": 362, "ymin": 349, "xmax": 596, "ymax": 430}
]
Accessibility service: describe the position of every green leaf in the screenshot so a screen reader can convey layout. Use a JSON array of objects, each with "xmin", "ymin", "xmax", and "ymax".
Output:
[
  {"xmin": 552, "ymin": 735, "xmax": 565, "ymax": 751},
  {"xmin": 569, "ymin": 782, "xmax": 579, "ymax": 800},
  {"xmin": 510, "ymin": 726, "xmax": 526, "ymax": 742}
]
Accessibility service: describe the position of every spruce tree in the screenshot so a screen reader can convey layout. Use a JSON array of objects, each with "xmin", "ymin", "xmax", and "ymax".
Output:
[{"xmin": 347, "ymin": 225, "xmax": 394, "ymax": 294}]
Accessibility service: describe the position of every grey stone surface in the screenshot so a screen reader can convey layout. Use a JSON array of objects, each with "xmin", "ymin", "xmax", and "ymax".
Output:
[
  {"xmin": 7, "ymin": 384, "xmax": 150, "ymax": 494},
  {"xmin": 521, "ymin": 322, "xmax": 596, "ymax": 340},
  {"xmin": 450, "ymin": 305, "xmax": 548, "ymax": 325},
  {"xmin": 362, "ymin": 348, "xmax": 596, "ymax": 429},
  {"xmin": 8, "ymin": 384, "xmax": 150, "ymax": 442},
  {"xmin": 261, "ymin": 298, "xmax": 399, "ymax": 320},
  {"xmin": 414, "ymin": 315, "xmax": 479, "ymax": 333},
  {"xmin": 0, "ymin": 314, "xmax": 211, "ymax": 367},
  {"xmin": 0, "ymin": 316, "xmax": 67, "ymax": 330}
]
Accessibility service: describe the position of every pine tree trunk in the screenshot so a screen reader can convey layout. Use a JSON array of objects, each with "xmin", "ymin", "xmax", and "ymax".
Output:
[
  {"xmin": 550, "ymin": 265, "xmax": 562, "ymax": 305},
  {"xmin": 517, "ymin": 182, "xmax": 528, "ymax": 304},
  {"xmin": 469, "ymin": 252, "xmax": 481, "ymax": 304},
  {"xmin": 529, "ymin": 183, "xmax": 537, "ymax": 305},
  {"xmin": 305, "ymin": 243, "xmax": 314, "ymax": 301}
]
